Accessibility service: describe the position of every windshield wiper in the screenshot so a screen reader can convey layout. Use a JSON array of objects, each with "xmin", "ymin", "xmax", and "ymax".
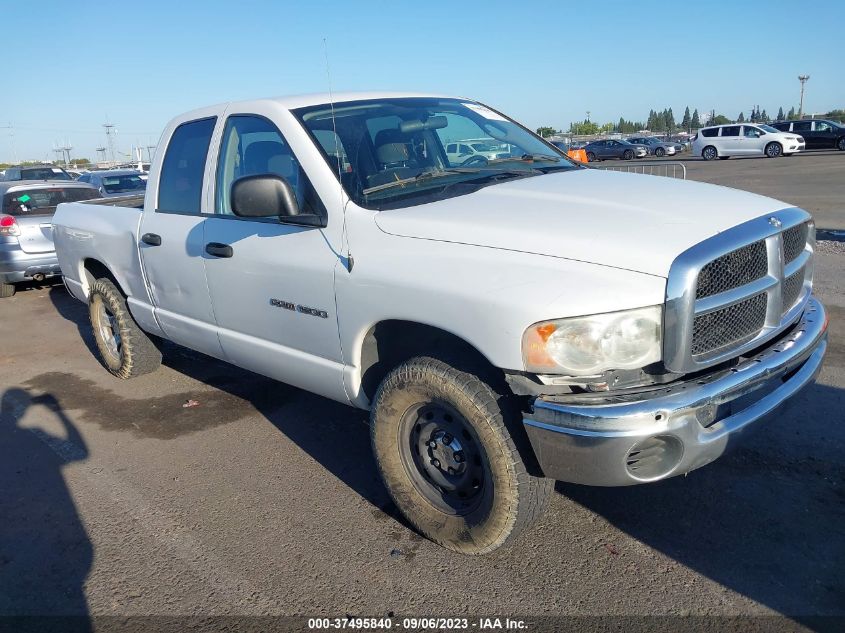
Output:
[
  {"xmin": 362, "ymin": 168, "xmax": 474, "ymax": 196},
  {"xmin": 487, "ymin": 153, "xmax": 562, "ymax": 164}
]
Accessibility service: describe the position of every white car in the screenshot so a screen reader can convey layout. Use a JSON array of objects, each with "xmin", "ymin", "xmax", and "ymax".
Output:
[
  {"xmin": 445, "ymin": 140, "xmax": 507, "ymax": 164},
  {"xmin": 693, "ymin": 124, "xmax": 804, "ymax": 160}
]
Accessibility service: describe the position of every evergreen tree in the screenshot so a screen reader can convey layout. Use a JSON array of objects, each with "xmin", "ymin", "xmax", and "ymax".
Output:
[
  {"xmin": 691, "ymin": 109, "xmax": 700, "ymax": 128},
  {"xmin": 681, "ymin": 106, "xmax": 691, "ymax": 130},
  {"xmin": 776, "ymin": 106, "xmax": 784, "ymax": 120},
  {"xmin": 787, "ymin": 106, "xmax": 796, "ymax": 119},
  {"xmin": 737, "ymin": 112, "xmax": 745, "ymax": 122},
  {"xmin": 760, "ymin": 109, "xmax": 769, "ymax": 122},
  {"xmin": 666, "ymin": 107, "xmax": 676, "ymax": 132}
]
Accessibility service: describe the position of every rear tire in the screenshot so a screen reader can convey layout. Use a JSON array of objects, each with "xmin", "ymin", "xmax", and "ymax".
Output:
[
  {"xmin": 765, "ymin": 142, "xmax": 783, "ymax": 158},
  {"xmin": 702, "ymin": 146, "xmax": 718, "ymax": 161},
  {"xmin": 89, "ymin": 278, "xmax": 162, "ymax": 379},
  {"xmin": 371, "ymin": 356, "xmax": 552, "ymax": 554},
  {"xmin": 0, "ymin": 282, "xmax": 15, "ymax": 298},
  {"xmin": 837, "ymin": 137, "xmax": 845, "ymax": 151}
]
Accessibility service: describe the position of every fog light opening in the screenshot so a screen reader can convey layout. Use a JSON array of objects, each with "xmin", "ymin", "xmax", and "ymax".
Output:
[{"xmin": 625, "ymin": 435, "xmax": 684, "ymax": 481}]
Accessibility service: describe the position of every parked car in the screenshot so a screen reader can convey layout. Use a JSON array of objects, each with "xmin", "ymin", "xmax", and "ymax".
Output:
[
  {"xmin": 626, "ymin": 136, "xmax": 678, "ymax": 157},
  {"xmin": 0, "ymin": 180, "xmax": 100, "ymax": 297},
  {"xmin": 445, "ymin": 141, "xmax": 508, "ymax": 164},
  {"xmin": 692, "ymin": 124, "xmax": 804, "ymax": 160},
  {"xmin": 770, "ymin": 119, "xmax": 845, "ymax": 151},
  {"xmin": 77, "ymin": 169, "xmax": 147, "ymax": 197},
  {"xmin": 1, "ymin": 165, "xmax": 74, "ymax": 181},
  {"xmin": 549, "ymin": 140, "xmax": 570, "ymax": 152},
  {"xmin": 53, "ymin": 93, "xmax": 826, "ymax": 553},
  {"xmin": 583, "ymin": 139, "xmax": 648, "ymax": 161}
]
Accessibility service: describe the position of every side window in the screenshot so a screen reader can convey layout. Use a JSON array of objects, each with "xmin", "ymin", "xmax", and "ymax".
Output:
[
  {"xmin": 701, "ymin": 128, "xmax": 718, "ymax": 137},
  {"xmin": 215, "ymin": 114, "xmax": 323, "ymax": 218},
  {"xmin": 78, "ymin": 173, "xmax": 89, "ymax": 183},
  {"xmin": 446, "ymin": 143, "xmax": 456, "ymax": 153},
  {"xmin": 815, "ymin": 121, "xmax": 831, "ymax": 132},
  {"xmin": 158, "ymin": 117, "xmax": 216, "ymax": 214},
  {"xmin": 743, "ymin": 126, "xmax": 762, "ymax": 138},
  {"xmin": 793, "ymin": 121, "xmax": 812, "ymax": 132},
  {"xmin": 771, "ymin": 122, "xmax": 789, "ymax": 131},
  {"xmin": 720, "ymin": 126, "xmax": 741, "ymax": 137}
]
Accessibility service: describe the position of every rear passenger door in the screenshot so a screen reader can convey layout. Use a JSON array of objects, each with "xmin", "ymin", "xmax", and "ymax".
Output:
[
  {"xmin": 719, "ymin": 126, "xmax": 742, "ymax": 155},
  {"xmin": 792, "ymin": 121, "xmax": 814, "ymax": 147},
  {"xmin": 138, "ymin": 113, "xmax": 225, "ymax": 358}
]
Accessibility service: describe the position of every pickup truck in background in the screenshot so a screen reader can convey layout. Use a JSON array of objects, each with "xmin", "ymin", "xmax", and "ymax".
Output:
[{"xmin": 53, "ymin": 93, "xmax": 828, "ymax": 554}]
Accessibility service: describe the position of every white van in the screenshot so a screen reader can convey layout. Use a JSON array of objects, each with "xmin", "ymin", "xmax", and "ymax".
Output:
[{"xmin": 692, "ymin": 124, "xmax": 804, "ymax": 160}]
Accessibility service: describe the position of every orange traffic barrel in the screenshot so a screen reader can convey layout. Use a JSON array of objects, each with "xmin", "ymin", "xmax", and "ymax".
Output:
[{"xmin": 567, "ymin": 149, "xmax": 588, "ymax": 163}]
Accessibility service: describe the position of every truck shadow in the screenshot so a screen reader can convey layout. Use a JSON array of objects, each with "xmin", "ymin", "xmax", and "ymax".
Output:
[
  {"xmin": 557, "ymin": 381, "xmax": 845, "ymax": 621},
  {"xmin": 0, "ymin": 387, "xmax": 93, "ymax": 631}
]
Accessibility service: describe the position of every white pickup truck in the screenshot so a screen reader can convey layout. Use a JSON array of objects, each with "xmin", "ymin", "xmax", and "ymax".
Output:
[{"xmin": 53, "ymin": 93, "xmax": 828, "ymax": 554}]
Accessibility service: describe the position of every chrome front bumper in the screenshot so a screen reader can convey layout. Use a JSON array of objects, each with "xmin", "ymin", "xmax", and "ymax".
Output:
[{"xmin": 523, "ymin": 297, "xmax": 828, "ymax": 486}]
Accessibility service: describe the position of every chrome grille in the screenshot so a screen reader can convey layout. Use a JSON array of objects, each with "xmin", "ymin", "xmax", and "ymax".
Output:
[
  {"xmin": 695, "ymin": 241, "xmax": 767, "ymax": 299},
  {"xmin": 783, "ymin": 223, "xmax": 808, "ymax": 264},
  {"xmin": 692, "ymin": 294, "xmax": 767, "ymax": 356},
  {"xmin": 782, "ymin": 266, "xmax": 805, "ymax": 315},
  {"xmin": 664, "ymin": 210, "xmax": 814, "ymax": 372}
]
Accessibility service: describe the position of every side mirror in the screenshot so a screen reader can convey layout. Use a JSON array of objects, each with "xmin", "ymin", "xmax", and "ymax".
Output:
[{"xmin": 231, "ymin": 174, "xmax": 299, "ymax": 218}]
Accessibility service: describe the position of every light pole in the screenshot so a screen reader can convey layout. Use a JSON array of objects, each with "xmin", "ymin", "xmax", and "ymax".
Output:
[{"xmin": 798, "ymin": 75, "xmax": 810, "ymax": 118}]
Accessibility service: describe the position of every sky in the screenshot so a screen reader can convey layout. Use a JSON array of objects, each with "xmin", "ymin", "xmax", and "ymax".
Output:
[{"xmin": 1, "ymin": 0, "xmax": 842, "ymax": 163}]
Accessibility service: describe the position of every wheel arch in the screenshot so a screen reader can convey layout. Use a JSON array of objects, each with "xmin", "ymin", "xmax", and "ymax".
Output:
[
  {"xmin": 81, "ymin": 258, "xmax": 123, "ymax": 297},
  {"xmin": 355, "ymin": 319, "xmax": 506, "ymax": 405}
]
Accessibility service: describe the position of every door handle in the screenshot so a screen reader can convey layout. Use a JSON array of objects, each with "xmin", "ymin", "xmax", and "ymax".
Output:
[
  {"xmin": 141, "ymin": 233, "xmax": 162, "ymax": 246},
  {"xmin": 205, "ymin": 242, "xmax": 233, "ymax": 258}
]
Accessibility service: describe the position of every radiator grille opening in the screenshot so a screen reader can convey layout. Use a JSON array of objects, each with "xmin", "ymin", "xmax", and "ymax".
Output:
[
  {"xmin": 695, "ymin": 240, "xmax": 768, "ymax": 299},
  {"xmin": 692, "ymin": 293, "xmax": 768, "ymax": 356},
  {"xmin": 782, "ymin": 267, "xmax": 805, "ymax": 315},
  {"xmin": 782, "ymin": 222, "xmax": 808, "ymax": 264}
]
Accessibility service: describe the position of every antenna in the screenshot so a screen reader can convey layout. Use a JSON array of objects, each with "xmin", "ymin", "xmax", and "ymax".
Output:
[{"xmin": 323, "ymin": 37, "xmax": 353, "ymax": 272}]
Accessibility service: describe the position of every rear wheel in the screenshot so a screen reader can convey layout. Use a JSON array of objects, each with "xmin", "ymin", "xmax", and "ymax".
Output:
[
  {"xmin": 371, "ymin": 356, "xmax": 552, "ymax": 554},
  {"xmin": 0, "ymin": 282, "xmax": 15, "ymax": 298},
  {"xmin": 837, "ymin": 137, "xmax": 845, "ymax": 151},
  {"xmin": 765, "ymin": 142, "xmax": 783, "ymax": 158},
  {"xmin": 702, "ymin": 146, "xmax": 718, "ymax": 161},
  {"xmin": 622, "ymin": 149, "xmax": 634, "ymax": 160},
  {"xmin": 89, "ymin": 278, "xmax": 162, "ymax": 378}
]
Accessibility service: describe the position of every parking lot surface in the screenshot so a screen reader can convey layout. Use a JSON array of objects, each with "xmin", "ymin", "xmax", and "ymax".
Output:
[{"xmin": 1, "ymin": 160, "xmax": 843, "ymax": 627}]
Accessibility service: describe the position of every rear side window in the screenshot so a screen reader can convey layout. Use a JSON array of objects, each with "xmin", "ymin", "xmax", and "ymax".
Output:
[
  {"xmin": 771, "ymin": 122, "xmax": 790, "ymax": 131},
  {"xmin": 19, "ymin": 167, "xmax": 71, "ymax": 181},
  {"xmin": 720, "ymin": 126, "xmax": 741, "ymax": 137},
  {"xmin": 3, "ymin": 187, "xmax": 100, "ymax": 216},
  {"xmin": 701, "ymin": 128, "xmax": 718, "ymax": 137},
  {"xmin": 793, "ymin": 121, "xmax": 812, "ymax": 132},
  {"xmin": 158, "ymin": 117, "xmax": 216, "ymax": 213},
  {"xmin": 101, "ymin": 174, "xmax": 146, "ymax": 194}
]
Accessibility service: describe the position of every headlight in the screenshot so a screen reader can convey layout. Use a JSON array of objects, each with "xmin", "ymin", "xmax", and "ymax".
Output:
[{"xmin": 522, "ymin": 306, "xmax": 662, "ymax": 375}]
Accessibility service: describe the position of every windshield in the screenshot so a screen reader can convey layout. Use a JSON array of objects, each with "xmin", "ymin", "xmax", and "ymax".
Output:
[
  {"xmin": 758, "ymin": 124, "xmax": 780, "ymax": 133},
  {"xmin": 101, "ymin": 174, "xmax": 146, "ymax": 193},
  {"xmin": 3, "ymin": 186, "xmax": 100, "ymax": 216},
  {"xmin": 293, "ymin": 97, "xmax": 578, "ymax": 209},
  {"xmin": 20, "ymin": 167, "xmax": 72, "ymax": 181}
]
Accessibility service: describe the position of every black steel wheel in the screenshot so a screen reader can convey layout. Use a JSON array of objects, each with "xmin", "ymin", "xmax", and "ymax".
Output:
[{"xmin": 371, "ymin": 356, "xmax": 552, "ymax": 554}]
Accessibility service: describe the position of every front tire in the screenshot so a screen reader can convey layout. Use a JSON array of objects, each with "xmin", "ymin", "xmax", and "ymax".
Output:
[
  {"xmin": 702, "ymin": 146, "xmax": 718, "ymax": 161},
  {"xmin": 655, "ymin": 147, "xmax": 666, "ymax": 158},
  {"xmin": 371, "ymin": 356, "xmax": 552, "ymax": 554},
  {"xmin": 89, "ymin": 278, "xmax": 162, "ymax": 378},
  {"xmin": 0, "ymin": 282, "xmax": 15, "ymax": 298},
  {"xmin": 765, "ymin": 142, "xmax": 783, "ymax": 158},
  {"xmin": 622, "ymin": 149, "xmax": 634, "ymax": 160},
  {"xmin": 586, "ymin": 151, "xmax": 597, "ymax": 162}
]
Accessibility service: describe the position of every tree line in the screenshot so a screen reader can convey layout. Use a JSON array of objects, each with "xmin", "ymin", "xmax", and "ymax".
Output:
[{"xmin": 537, "ymin": 106, "xmax": 844, "ymax": 137}]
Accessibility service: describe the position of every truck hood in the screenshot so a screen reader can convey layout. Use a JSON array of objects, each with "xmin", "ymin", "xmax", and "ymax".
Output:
[{"xmin": 373, "ymin": 169, "xmax": 791, "ymax": 278}]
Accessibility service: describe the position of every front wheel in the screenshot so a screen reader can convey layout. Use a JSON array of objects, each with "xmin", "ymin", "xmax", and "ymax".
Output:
[
  {"xmin": 702, "ymin": 146, "xmax": 718, "ymax": 161},
  {"xmin": 586, "ymin": 151, "xmax": 597, "ymax": 162},
  {"xmin": 89, "ymin": 278, "xmax": 162, "ymax": 378},
  {"xmin": 0, "ymin": 282, "xmax": 15, "ymax": 298},
  {"xmin": 655, "ymin": 147, "xmax": 666, "ymax": 158},
  {"xmin": 622, "ymin": 149, "xmax": 634, "ymax": 160},
  {"xmin": 765, "ymin": 142, "xmax": 783, "ymax": 158},
  {"xmin": 371, "ymin": 356, "xmax": 552, "ymax": 554}
]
